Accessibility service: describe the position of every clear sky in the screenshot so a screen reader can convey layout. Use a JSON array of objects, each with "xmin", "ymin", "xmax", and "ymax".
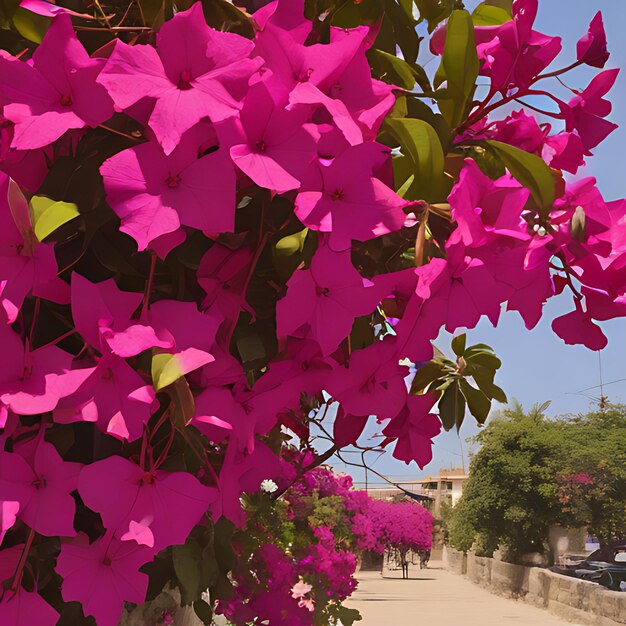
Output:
[{"xmin": 329, "ymin": 0, "xmax": 626, "ymax": 485}]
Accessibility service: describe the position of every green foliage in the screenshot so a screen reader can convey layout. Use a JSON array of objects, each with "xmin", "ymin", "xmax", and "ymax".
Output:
[
  {"xmin": 414, "ymin": 0, "xmax": 460, "ymax": 32},
  {"xmin": 386, "ymin": 117, "xmax": 447, "ymax": 202},
  {"xmin": 410, "ymin": 334, "xmax": 506, "ymax": 431},
  {"xmin": 471, "ymin": 1, "xmax": 512, "ymax": 26},
  {"xmin": 556, "ymin": 407, "xmax": 626, "ymax": 545},
  {"xmin": 448, "ymin": 403, "xmax": 626, "ymax": 562},
  {"xmin": 30, "ymin": 197, "xmax": 80, "ymax": 242},
  {"xmin": 434, "ymin": 9, "xmax": 479, "ymax": 129},
  {"xmin": 486, "ymin": 140, "xmax": 557, "ymax": 218}
]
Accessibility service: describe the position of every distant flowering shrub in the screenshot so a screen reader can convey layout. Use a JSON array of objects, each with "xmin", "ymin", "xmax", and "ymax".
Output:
[
  {"xmin": 220, "ymin": 465, "xmax": 432, "ymax": 625},
  {"xmin": 0, "ymin": 0, "xmax": 623, "ymax": 623}
]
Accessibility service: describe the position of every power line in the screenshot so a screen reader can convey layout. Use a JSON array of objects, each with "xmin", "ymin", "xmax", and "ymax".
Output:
[{"xmin": 576, "ymin": 378, "xmax": 626, "ymax": 394}]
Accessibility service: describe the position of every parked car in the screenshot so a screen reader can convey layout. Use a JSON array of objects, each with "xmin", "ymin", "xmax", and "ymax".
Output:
[{"xmin": 550, "ymin": 545, "xmax": 626, "ymax": 590}]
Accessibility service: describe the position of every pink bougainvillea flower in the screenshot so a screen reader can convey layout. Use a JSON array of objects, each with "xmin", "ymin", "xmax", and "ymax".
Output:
[
  {"xmin": 333, "ymin": 407, "xmax": 368, "ymax": 447},
  {"xmin": 54, "ymin": 353, "xmax": 155, "ymax": 442},
  {"xmin": 287, "ymin": 36, "xmax": 396, "ymax": 142},
  {"xmin": 276, "ymin": 244, "xmax": 381, "ymax": 355},
  {"xmin": 0, "ymin": 589, "xmax": 60, "ymax": 626},
  {"xmin": 101, "ymin": 126, "xmax": 235, "ymax": 250},
  {"xmin": 560, "ymin": 69, "xmax": 619, "ymax": 152},
  {"xmin": 0, "ymin": 176, "xmax": 69, "ymax": 322},
  {"xmin": 295, "ymin": 143, "xmax": 408, "ymax": 251},
  {"xmin": 254, "ymin": 18, "xmax": 369, "ymax": 102},
  {"xmin": 325, "ymin": 50, "xmax": 396, "ymax": 138},
  {"xmin": 550, "ymin": 177, "xmax": 613, "ymax": 257},
  {"xmin": 140, "ymin": 299, "xmax": 221, "ymax": 381},
  {"xmin": 479, "ymin": 0, "xmax": 562, "ymax": 92},
  {"xmin": 197, "ymin": 243, "xmax": 253, "ymax": 323},
  {"xmin": 541, "ymin": 131, "xmax": 585, "ymax": 174},
  {"xmin": 397, "ymin": 249, "xmax": 503, "ymax": 358},
  {"xmin": 54, "ymin": 274, "xmax": 159, "ymax": 440},
  {"xmin": 98, "ymin": 3, "xmax": 262, "ymax": 155},
  {"xmin": 448, "ymin": 159, "xmax": 531, "ymax": 247},
  {"xmin": 474, "ymin": 240, "xmax": 554, "ymax": 330},
  {"xmin": 192, "ymin": 385, "xmax": 237, "ymax": 444},
  {"xmin": 577, "ymin": 12, "xmax": 609, "ymax": 68},
  {"xmin": 0, "ymin": 438, "xmax": 81, "ymax": 537},
  {"xmin": 431, "ymin": 0, "xmax": 561, "ymax": 92},
  {"xmin": 382, "ymin": 393, "xmax": 441, "ymax": 468},
  {"xmin": 0, "ymin": 500, "xmax": 19, "ymax": 544},
  {"xmin": 229, "ymin": 80, "xmax": 319, "ymax": 193},
  {"xmin": 0, "ymin": 324, "xmax": 93, "ymax": 420},
  {"xmin": 56, "ymin": 531, "xmax": 154, "ymax": 626},
  {"xmin": 326, "ymin": 337, "xmax": 408, "ymax": 420},
  {"xmin": 287, "ymin": 82, "xmax": 363, "ymax": 146},
  {"xmin": 0, "ymin": 15, "xmax": 113, "ymax": 150},
  {"xmin": 78, "ymin": 455, "xmax": 215, "ymax": 549},
  {"xmin": 552, "ymin": 305, "xmax": 608, "ymax": 350},
  {"xmin": 70, "ymin": 273, "xmax": 161, "ymax": 355},
  {"xmin": 253, "ymin": 0, "xmax": 310, "ymax": 40}
]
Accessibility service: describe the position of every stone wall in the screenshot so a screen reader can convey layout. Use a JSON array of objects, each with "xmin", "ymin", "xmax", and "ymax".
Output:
[{"xmin": 444, "ymin": 547, "xmax": 626, "ymax": 626}]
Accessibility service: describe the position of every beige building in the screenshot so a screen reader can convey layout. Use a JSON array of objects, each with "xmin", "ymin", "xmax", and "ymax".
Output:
[{"xmin": 358, "ymin": 467, "xmax": 468, "ymax": 516}]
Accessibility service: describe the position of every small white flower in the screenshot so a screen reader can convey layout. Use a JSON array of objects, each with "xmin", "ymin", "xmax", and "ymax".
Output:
[{"xmin": 260, "ymin": 479, "xmax": 278, "ymax": 494}]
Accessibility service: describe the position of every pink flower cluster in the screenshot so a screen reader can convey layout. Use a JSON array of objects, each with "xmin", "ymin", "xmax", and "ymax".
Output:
[
  {"xmin": 0, "ymin": 0, "xmax": 622, "ymax": 623},
  {"xmin": 221, "ymin": 465, "xmax": 431, "ymax": 625}
]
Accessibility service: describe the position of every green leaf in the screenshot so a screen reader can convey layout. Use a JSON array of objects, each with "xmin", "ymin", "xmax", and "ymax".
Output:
[
  {"xmin": 166, "ymin": 375, "xmax": 195, "ymax": 431},
  {"xmin": 386, "ymin": 117, "xmax": 446, "ymax": 202},
  {"xmin": 410, "ymin": 360, "xmax": 447, "ymax": 394},
  {"xmin": 434, "ymin": 9, "xmax": 479, "ymax": 129},
  {"xmin": 485, "ymin": 0, "xmax": 513, "ymax": 11},
  {"xmin": 451, "ymin": 333, "xmax": 467, "ymax": 356},
  {"xmin": 193, "ymin": 599, "xmax": 213, "ymax": 625},
  {"xmin": 486, "ymin": 140, "xmax": 555, "ymax": 217},
  {"xmin": 30, "ymin": 196, "xmax": 79, "ymax": 242},
  {"xmin": 152, "ymin": 353, "xmax": 184, "ymax": 391},
  {"xmin": 438, "ymin": 379, "xmax": 466, "ymax": 431},
  {"xmin": 12, "ymin": 6, "xmax": 50, "ymax": 42},
  {"xmin": 367, "ymin": 48, "xmax": 416, "ymax": 90},
  {"xmin": 414, "ymin": 0, "xmax": 456, "ymax": 32},
  {"xmin": 382, "ymin": 0, "xmax": 420, "ymax": 64},
  {"xmin": 173, "ymin": 538, "xmax": 202, "ymax": 605},
  {"xmin": 465, "ymin": 351, "xmax": 502, "ymax": 371},
  {"xmin": 472, "ymin": 3, "xmax": 512, "ymax": 26},
  {"xmin": 459, "ymin": 378, "xmax": 491, "ymax": 424},
  {"xmin": 275, "ymin": 228, "xmax": 308, "ymax": 256}
]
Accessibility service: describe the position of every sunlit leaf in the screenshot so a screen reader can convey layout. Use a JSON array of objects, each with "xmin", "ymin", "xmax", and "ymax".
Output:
[
  {"xmin": 486, "ymin": 140, "xmax": 556, "ymax": 217},
  {"xmin": 434, "ymin": 9, "xmax": 479, "ymax": 129},
  {"xmin": 30, "ymin": 196, "xmax": 80, "ymax": 242}
]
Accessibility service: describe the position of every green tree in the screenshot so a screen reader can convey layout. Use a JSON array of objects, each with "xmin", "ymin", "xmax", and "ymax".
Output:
[
  {"xmin": 448, "ymin": 402, "xmax": 626, "ymax": 562},
  {"xmin": 448, "ymin": 401, "xmax": 569, "ymax": 561},
  {"xmin": 556, "ymin": 407, "xmax": 626, "ymax": 546}
]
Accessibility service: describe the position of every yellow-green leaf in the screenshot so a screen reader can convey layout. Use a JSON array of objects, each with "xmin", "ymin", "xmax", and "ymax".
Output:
[
  {"xmin": 30, "ymin": 196, "xmax": 79, "ymax": 242},
  {"xmin": 472, "ymin": 3, "xmax": 512, "ymax": 26},
  {"xmin": 275, "ymin": 228, "xmax": 308, "ymax": 256},
  {"xmin": 152, "ymin": 353, "xmax": 184, "ymax": 391},
  {"xmin": 12, "ymin": 6, "xmax": 50, "ymax": 42}
]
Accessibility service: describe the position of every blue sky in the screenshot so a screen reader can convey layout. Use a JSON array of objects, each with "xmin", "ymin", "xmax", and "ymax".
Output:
[{"xmin": 329, "ymin": 1, "xmax": 626, "ymax": 485}]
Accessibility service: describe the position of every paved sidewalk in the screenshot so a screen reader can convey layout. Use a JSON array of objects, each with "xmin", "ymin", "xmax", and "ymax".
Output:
[{"xmin": 345, "ymin": 562, "xmax": 584, "ymax": 626}]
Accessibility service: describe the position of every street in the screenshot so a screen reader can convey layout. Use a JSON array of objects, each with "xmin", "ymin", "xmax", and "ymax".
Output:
[{"xmin": 345, "ymin": 562, "xmax": 584, "ymax": 625}]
